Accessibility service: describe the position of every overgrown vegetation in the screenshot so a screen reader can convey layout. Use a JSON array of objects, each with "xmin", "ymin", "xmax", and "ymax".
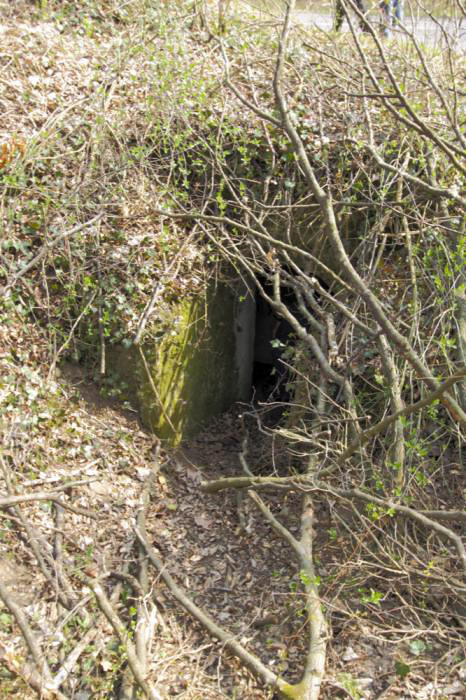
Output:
[{"xmin": 0, "ymin": 1, "xmax": 464, "ymax": 698}]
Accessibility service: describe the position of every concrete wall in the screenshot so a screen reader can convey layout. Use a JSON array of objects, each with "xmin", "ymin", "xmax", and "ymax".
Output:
[{"xmin": 112, "ymin": 279, "xmax": 256, "ymax": 444}]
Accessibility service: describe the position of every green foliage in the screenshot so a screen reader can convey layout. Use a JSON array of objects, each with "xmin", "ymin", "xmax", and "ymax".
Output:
[
  {"xmin": 358, "ymin": 588, "xmax": 383, "ymax": 606},
  {"xmin": 299, "ymin": 569, "xmax": 320, "ymax": 587},
  {"xmin": 395, "ymin": 659, "xmax": 411, "ymax": 679},
  {"xmin": 0, "ymin": 612, "xmax": 13, "ymax": 631},
  {"xmin": 337, "ymin": 673, "xmax": 363, "ymax": 700}
]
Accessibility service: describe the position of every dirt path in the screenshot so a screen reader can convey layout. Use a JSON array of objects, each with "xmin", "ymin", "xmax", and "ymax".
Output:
[{"xmin": 155, "ymin": 409, "xmax": 411, "ymax": 699}]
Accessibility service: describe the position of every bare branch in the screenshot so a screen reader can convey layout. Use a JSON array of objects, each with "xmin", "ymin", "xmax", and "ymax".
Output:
[
  {"xmin": 269, "ymin": 4, "xmax": 466, "ymax": 425},
  {"xmin": 0, "ymin": 491, "xmax": 97, "ymax": 518},
  {"xmin": 3, "ymin": 213, "xmax": 104, "ymax": 292},
  {"xmin": 90, "ymin": 580, "xmax": 161, "ymax": 700},
  {"xmin": 0, "ymin": 580, "xmax": 58, "ymax": 697},
  {"xmin": 310, "ymin": 483, "xmax": 466, "ymax": 577},
  {"xmin": 324, "ymin": 370, "xmax": 466, "ymax": 475}
]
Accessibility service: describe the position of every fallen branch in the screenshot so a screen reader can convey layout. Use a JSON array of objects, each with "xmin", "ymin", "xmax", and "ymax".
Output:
[
  {"xmin": 89, "ymin": 580, "xmax": 161, "ymax": 700},
  {"xmin": 0, "ymin": 492, "xmax": 97, "ymax": 518},
  {"xmin": 1, "ymin": 458, "xmax": 77, "ymax": 609},
  {"xmin": 248, "ymin": 491, "xmax": 327, "ymax": 699},
  {"xmin": 201, "ymin": 474, "xmax": 297, "ymax": 493},
  {"xmin": 52, "ymin": 503, "xmax": 78, "ymax": 608},
  {"xmin": 0, "ymin": 580, "xmax": 65, "ymax": 699},
  {"xmin": 119, "ymin": 466, "xmax": 160, "ymax": 699},
  {"xmin": 241, "ymin": 393, "xmax": 326, "ymax": 700},
  {"xmin": 51, "ymin": 627, "xmax": 98, "ymax": 690},
  {"xmin": 134, "ymin": 526, "xmax": 300, "ymax": 698}
]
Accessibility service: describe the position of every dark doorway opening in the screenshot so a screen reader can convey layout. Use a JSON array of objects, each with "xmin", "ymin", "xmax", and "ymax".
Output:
[{"xmin": 251, "ymin": 291, "xmax": 293, "ymax": 406}]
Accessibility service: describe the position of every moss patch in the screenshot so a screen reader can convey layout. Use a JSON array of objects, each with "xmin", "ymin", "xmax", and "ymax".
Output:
[{"xmin": 112, "ymin": 282, "xmax": 249, "ymax": 444}]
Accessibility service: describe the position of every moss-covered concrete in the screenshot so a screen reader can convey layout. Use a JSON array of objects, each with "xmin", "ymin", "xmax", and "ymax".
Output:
[{"xmin": 112, "ymin": 281, "xmax": 254, "ymax": 445}]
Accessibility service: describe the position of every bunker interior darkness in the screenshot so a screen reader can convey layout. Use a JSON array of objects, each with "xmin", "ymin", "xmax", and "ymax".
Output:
[{"xmin": 250, "ymin": 288, "xmax": 294, "ymax": 406}]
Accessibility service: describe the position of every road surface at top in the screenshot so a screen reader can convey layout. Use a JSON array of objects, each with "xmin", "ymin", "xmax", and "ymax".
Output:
[{"xmin": 292, "ymin": 8, "xmax": 465, "ymax": 50}]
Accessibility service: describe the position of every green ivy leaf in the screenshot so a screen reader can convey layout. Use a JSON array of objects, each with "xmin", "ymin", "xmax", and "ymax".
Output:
[{"xmin": 395, "ymin": 660, "xmax": 410, "ymax": 679}]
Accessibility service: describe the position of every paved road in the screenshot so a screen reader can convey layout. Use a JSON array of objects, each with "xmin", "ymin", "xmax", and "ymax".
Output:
[{"xmin": 292, "ymin": 8, "xmax": 465, "ymax": 49}]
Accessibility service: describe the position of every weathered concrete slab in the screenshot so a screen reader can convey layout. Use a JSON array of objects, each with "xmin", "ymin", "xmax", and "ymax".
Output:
[{"xmin": 112, "ymin": 281, "xmax": 255, "ymax": 444}]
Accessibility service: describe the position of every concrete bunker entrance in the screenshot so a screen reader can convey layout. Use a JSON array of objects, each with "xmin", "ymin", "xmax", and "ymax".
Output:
[{"xmin": 113, "ymin": 277, "xmax": 300, "ymax": 444}]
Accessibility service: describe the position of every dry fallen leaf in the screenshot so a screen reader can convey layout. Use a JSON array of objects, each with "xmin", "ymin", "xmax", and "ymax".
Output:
[
  {"xmin": 194, "ymin": 512, "xmax": 213, "ymax": 529},
  {"xmin": 100, "ymin": 658, "xmax": 114, "ymax": 672}
]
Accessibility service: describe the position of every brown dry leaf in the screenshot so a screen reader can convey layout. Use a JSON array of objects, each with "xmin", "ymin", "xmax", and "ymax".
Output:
[
  {"xmin": 87, "ymin": 480, "xmax": 112, "ymax": 498},
  {"xmin": 192, "ymin": 511, "xmax": 212, "ymax": 528},
  {"xmin": 185, "ymin": 466, "xmax": 203, "ymax": 484}
]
